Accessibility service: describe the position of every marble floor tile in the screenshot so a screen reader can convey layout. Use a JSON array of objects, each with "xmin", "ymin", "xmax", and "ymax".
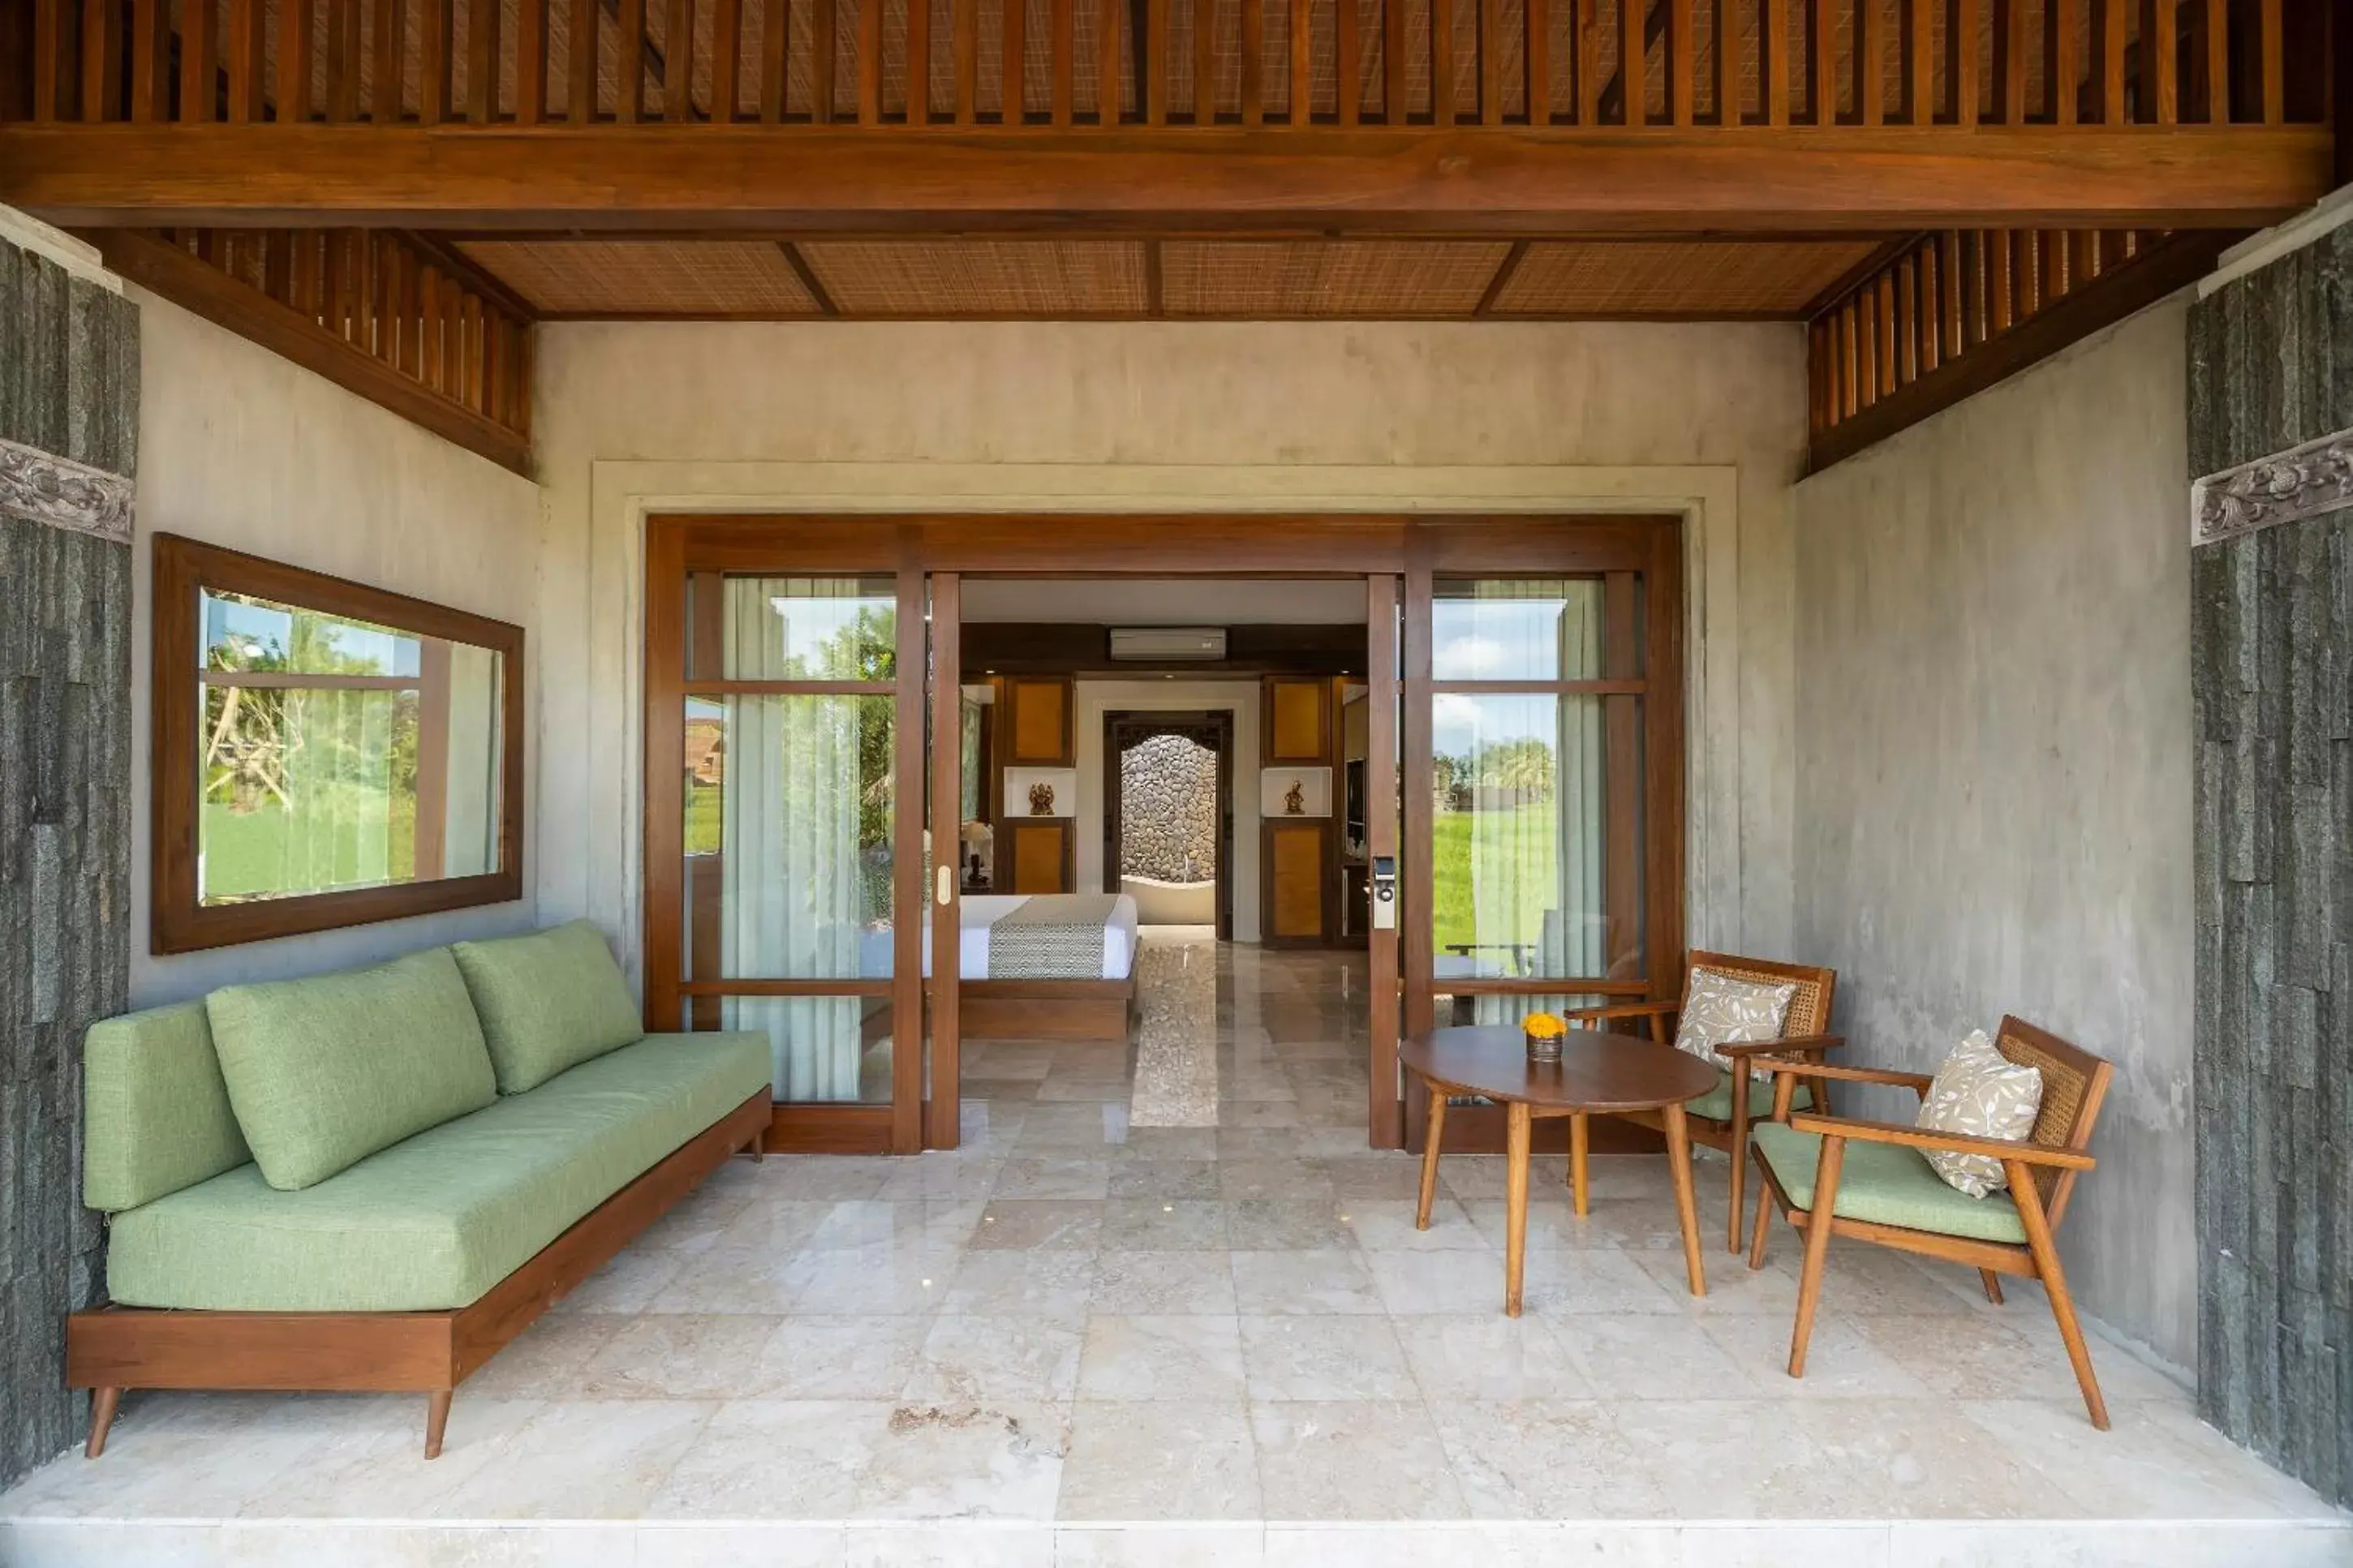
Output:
[
  {"xmin": 1226, "ymin": 1199, "xmax": 1356, "ymax": 1251},
  {"xmin": 1240, "ymin": 1315, "xmax": 1417, "ymax": 1401},
  {"xmin": 1250, "ymin": 1401, "xmax": 1468, "ymax": 1520},
  {"xmin": 1230, "ymin": 1248, "xmax": 1387, "ymax": 1315},
  {"xmin": 1107, "ymin": 1160, "xmax": 1223, "ymax": 1200},
  {"xmin": 779, "ymin": 1242, "xmax": 966, "ymax": 1315},
  {"xmin": 1058, "ymin": 1400, "xmax": 1263, "ymax": 1521},
  {"xmin": 992, "ymin": 1157, "xmax": 1113, "ymax": 1201},
  {"xmin": 1344, "ymin": 1197, "xmax": 1491, "ymax": 1252},
  {"xmin": 850, "ymin": 1401, "xmax": 1070, "ymax": 1521},
  {"xmin": 644, "ymin": 1399, "xmax": 893, "ymax": 1518},
  {"xmin": 577, "ymin": 1313, "xmax": 788, "ymax": 1400},
  {"xmin": 1219, "ymin": 1158, "xmax": 1336, "ymax": 1201},
  {"xmin": 1698, "ymin": 1311, "xmax": 1935, "ymax": 1400},
  {"xmin": 940, "ymin": 1248, "xmax": 1099, "ymax": 1324},
  {"xmin": 1427, "ymin": 1399, "xmax": 1673, "ymax": 1519},
  {"xmin": 438, "ymin": 1400, "xmax": 716, "ymax": 1519},
  {"xmin": 1101, "ymin": 1198, "xmax": 1231, "ymax": 1251},
  {"xmin": 904, "ymin": 1315, "xmax": 1085, "ymax": 1405},
  {"xmin": 1396, "ymin": 1313, "xmax": 1593, "ymax": 1401},
  {"xmin": 974, "ymin": 1199, "xmax": 1106, "ymax": 1251},
  {"xmin": 1077, "ymin": 1315, "xmax": 1247, "ymax": 1401},
  {"xmin": 1091, "ymin": 1249, "xmax": 1239, "ymax": 1313},
  {"xmin": 755, "ymin": 1315, "xmax": 938, "ymax": 1399}
]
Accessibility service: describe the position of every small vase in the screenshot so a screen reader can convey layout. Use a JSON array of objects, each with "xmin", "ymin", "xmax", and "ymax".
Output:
[{"xmin": 1525, "ymin": 1029, "xmax": 1562, "ymax": 1063}]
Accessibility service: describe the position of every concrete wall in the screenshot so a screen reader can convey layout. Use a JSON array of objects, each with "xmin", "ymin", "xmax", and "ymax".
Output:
[
  {"xmin": 1790, "ymin": 299, "xmax": 2198, "ymax": 1371},
  {"xmin": 127, "ymin": 292, "xmax": 544, "ymax": 1007},
  {"xmin": 527, "ymin": 320, "xmax": 1813, "ymax": 971}
]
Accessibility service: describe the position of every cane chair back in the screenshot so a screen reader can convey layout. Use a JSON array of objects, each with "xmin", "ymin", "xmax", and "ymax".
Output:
[{"xmin": 1991, "ymin": 1015, "xmax": 2113, "ymax": 1226}]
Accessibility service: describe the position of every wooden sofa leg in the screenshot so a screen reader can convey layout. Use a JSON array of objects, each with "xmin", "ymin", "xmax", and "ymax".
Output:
[
  {"xmin": 425, "ymin": 1390, "xmax": 453, "ymax": 1459},
  {"xmin": 746, "ymin": 1128, "xmax": 765, "ymax": 1163},
  {"xmin": 1980, "ymin": 1269, "xmax": 2005, "ymax": 1305},
  {"xmin": 84, "ymin": 1387, "xmax": 123, "ymax": 1458}
]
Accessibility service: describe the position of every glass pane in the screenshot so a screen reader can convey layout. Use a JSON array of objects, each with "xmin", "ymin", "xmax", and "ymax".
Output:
[
  {"xmin": 682, "ymin": 694, "xmax": 896, "ymax": 981},
  {"xmin": 699, "ymin": 575, "xmax": 897, "ymax": 681},
  {"xmin": 712, "ymin": 995, "xmax": 897, "ymax": 1105},
  {"xmin": 196, "ymin": 595, "xmax": 504, "ymax": 907},
  {"xmin": 1429, "ymin": 692, "xmax": 1607, "ymax": 981},
  {"xmin": 1434, "ymin": 991, "xmax": 1613, "ymax": 1029},
  {"xmin": 1431, "ymin": 578, "xmax": 1602, "ymax": 681},
  {"xmin": 202, "ymin": 589, "xmax": 418, "ymax": 678}
]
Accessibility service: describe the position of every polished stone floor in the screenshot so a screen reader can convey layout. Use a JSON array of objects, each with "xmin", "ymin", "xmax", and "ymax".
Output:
[{"xmin": 2, "ymin": 936, "xmax": 2345, "ymax": 1566}]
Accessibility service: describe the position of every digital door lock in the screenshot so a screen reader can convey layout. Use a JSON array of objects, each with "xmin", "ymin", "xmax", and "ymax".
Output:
[{"xmin": 1370, "ymin": 855, "xmax": 1396, "ymax": 930}]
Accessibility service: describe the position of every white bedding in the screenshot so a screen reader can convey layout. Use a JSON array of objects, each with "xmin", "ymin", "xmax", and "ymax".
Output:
[{"xmin": 856, "ymin": 894, "xmax": 1139, "ymax": 981}]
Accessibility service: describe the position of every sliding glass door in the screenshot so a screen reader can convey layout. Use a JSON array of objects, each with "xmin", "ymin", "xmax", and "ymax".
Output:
[{"xmin": 644, "ymin": 524, "xmax": 928, "ymax": 1153}]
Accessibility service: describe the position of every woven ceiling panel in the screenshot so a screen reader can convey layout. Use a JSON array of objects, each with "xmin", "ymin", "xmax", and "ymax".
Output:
[
  {"xmin": 454, "ymin": 240, "xmax": 823, "ymax": 315},
  {"xmin": 1162, "ymin": 240, "xmax": 1511, "ymax": 316},
  {"xmin": 1492, "ymin": 239, "xmax": 1882, "ymax": 316},
  {"xmin": 798, "ymin": 240, "xmax": 1151, "ymax": 312}
]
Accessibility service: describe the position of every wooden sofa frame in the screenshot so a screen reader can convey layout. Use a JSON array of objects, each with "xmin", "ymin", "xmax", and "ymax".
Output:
[{"xmin": 67, "ymin": 1088, "xmax": 772, "ymax": 1460}]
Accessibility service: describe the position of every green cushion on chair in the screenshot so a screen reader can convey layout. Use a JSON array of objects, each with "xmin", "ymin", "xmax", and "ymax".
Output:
[
  {"xmin": 205, "ymin": 947, "xmax": 499, "ymax": 1192},
  {"xmin": 1753, "ymin": 1121, "xmax": 2027, "ymax": 1244},
  {"xmin": 453, "ymin": 920, "xmax": 645, "ymax": 1094},
  {"xmin": 84, "ymin": 1002, "xmax": 252, "ymax": 1213},
  {"xmin": 105, "ymin": 1032, "xmax": 770, "ymax": 1312},
  {"xmin": 1684, "ymin": 1068, "xmax": 1810, "ymax": 1123}
]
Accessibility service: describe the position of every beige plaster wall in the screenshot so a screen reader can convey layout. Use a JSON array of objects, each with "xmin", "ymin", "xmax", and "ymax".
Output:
[
  {"xmin": 128, "ymin": 292, "xmax": 544, "ymax": 1007},
  {"xmin": 1790, "ymin": 299, "xmax": 2197, "ymax": 1372},
  {"xmin": 527, "ymin": 320, "xmax": 1812, "ymax": 973}
]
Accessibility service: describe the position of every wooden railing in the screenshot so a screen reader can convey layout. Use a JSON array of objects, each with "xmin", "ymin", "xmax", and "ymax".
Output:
[
  {"xmin": 1805, "ymin": 224, "xmax": 2237, "ymax": 469},
  {"xmin": 87, "ymin": 227, "xmax": 534, "ymax": 474},
  {"xmin": 5, "ymin": 0, "xmax": 2330, "ymax": 130}
]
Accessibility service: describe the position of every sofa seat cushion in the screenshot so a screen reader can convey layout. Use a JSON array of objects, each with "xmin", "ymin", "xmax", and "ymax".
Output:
[
  {"xmin": 1753, "ymin": 1122, "xmax": 2027, "ymax": 1245},
  {"xmin": 453, "ymin": 921, "xmax": 646, "ymax": 1095},
  {"xmin": 106, "ymin": 1032, "xmax": 768, "ymax": 1312},
  {"xmin": 1684, "ymin": 1069, "xmax": 1811, "ymax": 1123},
  {"xmin": 206, "ymin": 948, "xmax": 500, "ymax": 1191}
]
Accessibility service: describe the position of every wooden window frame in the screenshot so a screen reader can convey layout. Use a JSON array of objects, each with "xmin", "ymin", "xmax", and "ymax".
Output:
[{"xmin": 150, "ymin": 534, "xmax": 527, "ymax": 954}]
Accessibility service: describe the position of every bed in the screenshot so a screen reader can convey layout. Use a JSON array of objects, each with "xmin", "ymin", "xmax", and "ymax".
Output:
[{"xmin": 858, "ymin": 892, "xmax": 1140, "ymax": 1042}]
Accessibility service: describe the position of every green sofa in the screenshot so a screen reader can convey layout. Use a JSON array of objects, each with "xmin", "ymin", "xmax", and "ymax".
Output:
[{"xmin": 70, "ymin": 921, "xmax": 772, "ymax": 1458}]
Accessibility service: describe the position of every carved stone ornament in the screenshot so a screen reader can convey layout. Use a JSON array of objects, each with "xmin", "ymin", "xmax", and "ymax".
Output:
[
  {"xmin": 1284, "ymin": 780, "xmax": 1306, "ymax": 815},
  {"xmin": 2192, "ymin": 425, "xmax": 2353, "ymax": 548},
  {"xmin": 1028, "ymin": 780, "xmax": 1056, "ymax": 815},
  {"xmin": 0, "ymin": 435, "xmax": 134, "ymax": 544}
]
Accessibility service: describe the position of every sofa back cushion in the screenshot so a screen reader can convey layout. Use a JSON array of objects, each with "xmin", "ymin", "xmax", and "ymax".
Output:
[
  {"xmin": 450, "ymin": 921, "xmax": 644, "ymax": 1094},
  {"xmin": 205, "ymin": 947, "xmax": 498, "ymax": 1191},
  {"xmin": 84, "ymin": 1001, "xmax": 253, "ymax": 1212}
]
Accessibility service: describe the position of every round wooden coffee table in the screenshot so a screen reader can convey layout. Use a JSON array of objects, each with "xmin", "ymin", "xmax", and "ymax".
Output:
[{"xmin": 1402, "ymin": 1025, "xmax": 1719, "ymax": 1316}]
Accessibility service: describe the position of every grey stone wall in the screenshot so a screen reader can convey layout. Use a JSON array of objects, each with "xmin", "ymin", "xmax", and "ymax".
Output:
[
  {"xmin": 2188, "ymin": 223, "xmax": 2353, "ymax": 1507},
  {"xmin": 1120, "ymin": 734, "xmax": 1218, "ymax": 883},
  {"xmin": 0, "ymin": 233, "xmax": 136, "ymax": 1491}
]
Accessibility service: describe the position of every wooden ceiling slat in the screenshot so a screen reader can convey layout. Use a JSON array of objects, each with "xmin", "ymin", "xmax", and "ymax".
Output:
[
  {"xmin": 1161, "ymin": 238, "xmax": 1510, "ymax": 314},
  {"xmin": 798, "ymin": 238, "xmax": 1151, "ymax": 311},
  {"xmin": 456, "ymin": 237, "xmax": 823, "ymax": 311},
  {"xmin": 1491, "ymin": 237, "xmax": 1882, "ymax": 313}
]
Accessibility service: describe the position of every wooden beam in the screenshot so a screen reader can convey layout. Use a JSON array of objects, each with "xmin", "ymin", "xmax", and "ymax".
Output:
[
  {"xmin": 1807, "ymin": 227, "xmax": 2236, "ymax": 470},
  {"xmin": 88, "ymin": 228, "xmax": 531, "ymax": 474},
  {"xmin": 1, "ymin": 124, "xmax": 2325, "ymax": 229}
]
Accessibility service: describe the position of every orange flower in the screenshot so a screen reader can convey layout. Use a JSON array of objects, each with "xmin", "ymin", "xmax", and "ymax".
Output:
[{"xmin": 1522, "ymin": 1012, "xmax": 1566, "ymax": 1039}]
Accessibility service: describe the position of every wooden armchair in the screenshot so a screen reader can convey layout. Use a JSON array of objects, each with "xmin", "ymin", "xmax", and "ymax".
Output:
[
  {"xmin": 1743, "ymin": 1016, "xmax": 2115, "ymax": 1428},
  {"xmin": 1564, "ymin": 952, "xmax": 1839, "ymax": 1252}
]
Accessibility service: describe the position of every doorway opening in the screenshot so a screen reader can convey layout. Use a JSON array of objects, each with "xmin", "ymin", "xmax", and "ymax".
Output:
[{"xmin": 1105, "ymin": 711, "xmax": 1233, "ymax": 941}]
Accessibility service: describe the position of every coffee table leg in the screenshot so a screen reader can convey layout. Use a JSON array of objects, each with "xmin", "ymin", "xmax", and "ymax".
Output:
[
  {"xmin": 1504, "ymin": 1101, "xmax": 1532, "ymax": 1317},
  {"xmin": 1568, "ymin": 1112, "xmax": 1589, "ymax": 1217},
  {"xmin": 1663, "ymin": 1102, "xmax": 1706, "ymax": 1297},
  {"xmin": 1415, "ymin": 1084, "xmax": 1448, "ymax": 1231}
]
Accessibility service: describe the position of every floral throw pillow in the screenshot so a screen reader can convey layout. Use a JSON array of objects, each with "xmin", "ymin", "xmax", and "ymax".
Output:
[
  {"xmin": 1916, "ymin": 1029, "xmax": 2044, "ymax": 1198},
  {"xmin": 1671, "ymin": 968, "xmax": 1798, "ymax": 1069}
]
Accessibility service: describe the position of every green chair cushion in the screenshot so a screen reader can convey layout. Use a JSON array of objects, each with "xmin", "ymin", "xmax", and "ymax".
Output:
[
  {"xmin": 453, "ymin": 921, "xmax": 646, "ymax": 1094},
  {"xmin": 1684, "ymin": 1068, "xmax": 1811, "ymax": 1123},
  {"xmin": 204, "ymin": 947, "xmax": 499, "ymax": 1192},
  {"xmin": 105, "ymin": 1032, "xmax": 770, "ymax": 1312},
  {"xmin": 1753, "ymin": 1121, "xmax": 2028, "ymax": 1244},
  {"xmin": 84, "ymin": 1002, "xmax": 252, "ymax": 1213}
]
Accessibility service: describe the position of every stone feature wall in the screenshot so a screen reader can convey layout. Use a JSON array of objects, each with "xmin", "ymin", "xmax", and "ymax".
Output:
[
  {"xmin": 0, "ymin": 231, "xmax": 137, "ymax": 1490},
  {"xmin": 2188, "ymin": 223, "xmax": 2353, "ymax": 1507},
  {"xmin": 1121, "ymin": 734, "xmax": 1218, "ymax": 883}
]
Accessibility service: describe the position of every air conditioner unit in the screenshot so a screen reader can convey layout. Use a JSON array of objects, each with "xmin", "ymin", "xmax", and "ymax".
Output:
[{"xmin": 1108, "ymin": 626, "xmax": 1226, "ymax": 662}]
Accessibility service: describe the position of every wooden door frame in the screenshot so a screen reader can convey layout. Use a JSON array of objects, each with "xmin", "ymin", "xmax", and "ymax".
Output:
[
  {"xmin": 643, "ymin": 513, "xmax": 1684, "ymax": 1158},
  {"xmin": 1102, "ymin": 709, "xmax": 1236, "ymax": 942}
]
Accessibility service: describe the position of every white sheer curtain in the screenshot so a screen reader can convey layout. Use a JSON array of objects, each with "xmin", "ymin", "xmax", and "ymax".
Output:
[
  {"xmin": 718, "ymin": 578, "xmax": 874, "ymax": 1103},
  {"xmin": 1463, "ymin": 581, "xmax": 1606, "ymax": 1025}
]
